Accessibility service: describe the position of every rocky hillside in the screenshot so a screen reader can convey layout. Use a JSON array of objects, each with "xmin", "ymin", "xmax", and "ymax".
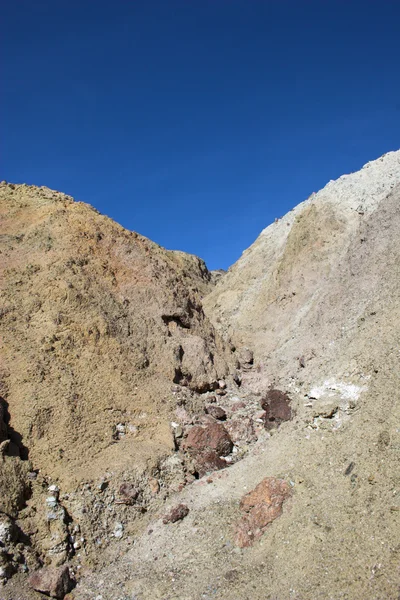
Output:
[
  {"xmin": 1, "ymin": 151, "xmax": 400, "ymax": 599},
  {"xmin": 0, "ymin": 182, "xmax": 238, "ymax": 586},
  {"xmin": 205, "ymin": 150, "xmax": 400, "ymax": 388}
]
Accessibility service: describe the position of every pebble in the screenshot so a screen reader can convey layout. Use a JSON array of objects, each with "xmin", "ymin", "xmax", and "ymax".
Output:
[
  {"xmin": 46, "ymin": 496, "xmax": 58, "ymax": 508},
  {"xmin": 163, "ymin": 504, "xmax": 189, "ymax": 524},
  {"xmin": 113, "ymin": 523, "xmax": 124, "ymax": 539}
]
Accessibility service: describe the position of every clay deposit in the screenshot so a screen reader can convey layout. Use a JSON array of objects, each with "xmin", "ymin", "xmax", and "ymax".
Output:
[{"xmin": 1, "ymin": 151, "xmax": 400, "ymax": 599}]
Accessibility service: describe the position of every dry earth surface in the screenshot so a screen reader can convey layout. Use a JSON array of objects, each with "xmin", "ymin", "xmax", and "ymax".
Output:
[{"xmin": 1, "ymin": 150, "xmax": 400, "ymax": 599}]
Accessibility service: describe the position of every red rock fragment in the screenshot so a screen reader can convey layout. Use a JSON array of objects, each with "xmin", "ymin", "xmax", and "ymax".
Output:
[
  {"xmin": 29, "ymin": 566, "xmax": 73, "ymax": 599},
  {"xmin": 182, "ymin": 423, "xmax": 233, "ymax": 456},
  {"xmin": 234, "ymin": 477, "xmax": 291, "ymax": 547},
  {"xmin": 261, "ymin": 389, "xmax": 292, "ymax": 428},
  {"xmin": 118, "ymin": 482, "xmax": 139, "ymax": 504},
  {"xmin": 231, "ymin": 401, "xmax": 246, "ymax": 413},
  {"xmin": 195, "ymin": 450, "xmax": 227, "ymax": 477},
  {"xmin": 163, "ymin": 503, "xmax": 189, "ymax": 524}
]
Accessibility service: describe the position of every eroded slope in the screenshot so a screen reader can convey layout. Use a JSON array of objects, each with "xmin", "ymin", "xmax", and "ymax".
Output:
[{"xmin": 0, "ymin": 181, "xmax": 236, "ymax": 575}]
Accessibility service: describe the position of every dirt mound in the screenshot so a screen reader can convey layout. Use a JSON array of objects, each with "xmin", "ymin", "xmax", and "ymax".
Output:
[{"xmin": 0, "ymin": 182, "xmax": 237, "ymax": 577}]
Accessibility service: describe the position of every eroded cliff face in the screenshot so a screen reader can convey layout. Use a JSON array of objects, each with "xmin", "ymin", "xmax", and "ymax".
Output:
[
  {"xmin": 204, "ymin": 151, "xmax": 400, "ymax": 389},
  {"xmin": 0, "ymin": 182, "xmax": 236, "ymax": 573}
]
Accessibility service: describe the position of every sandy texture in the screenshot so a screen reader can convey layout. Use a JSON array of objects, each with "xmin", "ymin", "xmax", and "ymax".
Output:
[
  {"xmin": 1, "ymin": 151, "xmax": 400, "ymax": 599},
  {"xmin": 0, "ymin": 182, "xmax": 235, "ymax": 572}
]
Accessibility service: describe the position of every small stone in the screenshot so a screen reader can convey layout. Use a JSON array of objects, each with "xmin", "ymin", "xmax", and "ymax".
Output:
[
  {"xmin": 172, "ymin": 424, "xmax": 183, "ymax": 438},
  {"xmin": 231, "ymin": 401, "xmax": 246, "ymax": 412},
  {"xmin": 48, "ymin": 484, "xmax": 60, "ymax": 494},
  {"xmin": 29, "ymin": 566, "xmax": 73, "ymax": 598},
  {"xmin": 261, "ymin": 389, "xmax": 292, "ymax": 428},
  {"xmin": 0, "ymin": 515, "xmax": 15, "ymax": 544},
  {"xmin": 205, "ymin": 405, "xmax": 227, "ymax": 421},
  {"xmin": 182, "ymin": 423, "xmax": 233, "ymax": 456},
  {"xmin": 118, "ymin": 483, "xmax": 138, "ymax": 504},
  {"xmin": 149, "ymin": 478, "xmax": 160, "ymax": 495},
  {"xmin": 237, "ymin": 347, "xmax": 254, "ymax": 369},
  {"xmin": 113, "ymin": 522, "xmax": 124, "ymax": 538},
  {"xmin": 311, "ymin": 398, "xmax": 338, "ymax": 419},
  {"xmin": 163, "ymin": 504, "xmax": 189, "ymax": 524},
  {"xmin": 218, "ymin": 380, "xmax": 227, "ymax": 389},
  {"xmin": 233, "ymin": 372, "xmax": 242, "ymax": 386},
  {"xmin": 46, "ymin": 496, "xmax": 58, "ymax": 508},
  {"xmin": 254, "ymin": 410, "xmax": 266, "ymax": 423}
]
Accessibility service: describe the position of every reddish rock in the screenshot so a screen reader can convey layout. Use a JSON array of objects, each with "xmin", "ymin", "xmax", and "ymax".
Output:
[
  {"xmin": 118, "ymin": 482, "xmax": 139, "ymax": 504},
  {"xmin": 163, "ymin": 503, "xmax": 189, "ymax": 524},
  {"xmin": 205, "ymin": 405, "xmax": 227, "ymax": 421},
  {"xmin": 195, "ymin": 450, "xmax": 227, "ymax": 477},
  {"xmin": 231, "ymin": 400, "xmax": 246, "ymax": 412},
  {"xmin": 182, "ymin": 423, "xmax": 233, "ymax": 456},
  {"xmin": 261, "ymin": 389, "xmax": 292, "ymax": 428},
  {"xmin": 225, "ymin": 417, "xmax": 257, "ymax": 444},
  {"xmin": 234, "ymin": 477, "xmax": 291, "ymax": 548},
  {"xmin": 240, "ymin": 476, "xmax": 290, "ymax": 512},
  {"xmin": 29, "ymin": 566, "xmax": 73, "ymax": 599},
  {"xmin": 234, "ymin": 514, "xmax": 258, "ymax": 548}
]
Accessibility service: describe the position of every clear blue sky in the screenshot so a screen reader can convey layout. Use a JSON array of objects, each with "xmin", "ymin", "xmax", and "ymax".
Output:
[{"xmin": 2, "ymin": 1, "xmax": 400, "ymax": 270}]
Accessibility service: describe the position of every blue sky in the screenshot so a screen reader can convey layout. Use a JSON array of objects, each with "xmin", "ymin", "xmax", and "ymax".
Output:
[{"xmin": 2, "ymin": 1, "xmax": 400, "ymax": 270}]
